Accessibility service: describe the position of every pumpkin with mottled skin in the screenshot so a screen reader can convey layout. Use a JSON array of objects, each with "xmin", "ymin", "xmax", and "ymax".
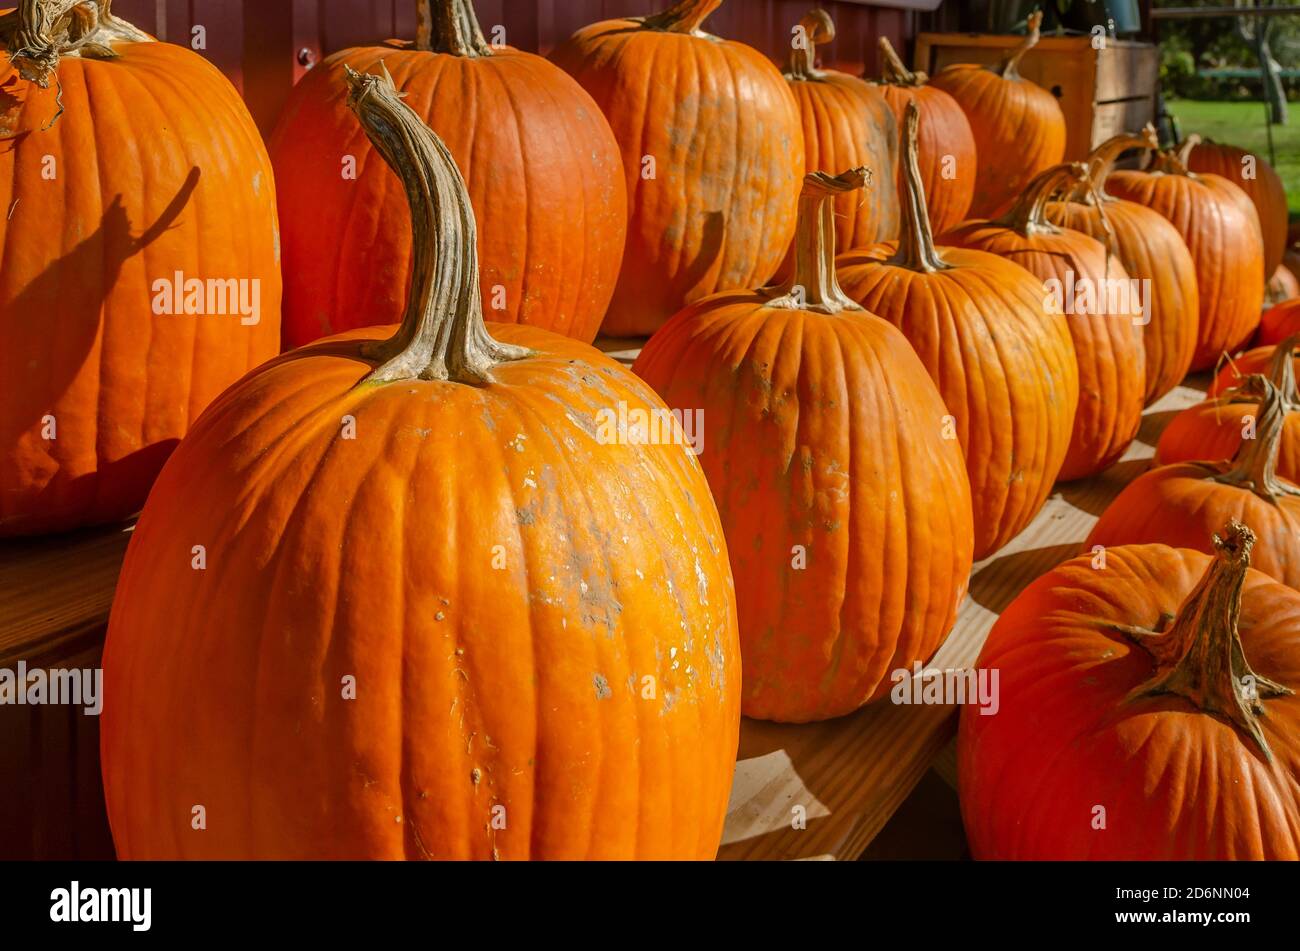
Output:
[
  {"xmin": 270, "ymin": 0, "xmax": 626, "ymax": 347},
  {"xmin": 0, "ymin": 0, "xmax": 282, "ymax": 536},
  {"xmin": 101, "ymin": 69, "xmax": 740, "ymax": 860},
  {"xmin": 635, "ymin": 167, "xmax": 973, "ymax": 722},
  {"xmin": 551, "ymin": 0, "xmax": 804, "ymax": 336}
]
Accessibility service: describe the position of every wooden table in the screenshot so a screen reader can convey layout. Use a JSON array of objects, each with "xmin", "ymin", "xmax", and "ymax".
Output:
[{"xmin": 0, "ymin": 338, "xmax": 1208, "ymax": 860}]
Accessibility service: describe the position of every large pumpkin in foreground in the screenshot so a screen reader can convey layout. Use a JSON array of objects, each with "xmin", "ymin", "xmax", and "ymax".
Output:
[
  {"xmin": 836, "ymin": 104, "xmax": 1078, "ymax": 559},
  {"xmin": 0, "ymin": 0, "xmax": 282, "ymax": 536},
  {"xmin": 961, "ymin": 521, "xmax": 1300, "ymax": 859},
  {"xmin": 635, "ymin": 166, "xmax": 974, "ymax": 723},
  {"xmin": 101, "ymin": 69, "xmax": 740, "ymax": 860},
  {"xmin": 269, "ymin": 0, "xmax": 626, "ymax": 347},
  {"xmin": 551, "ymin": 0, "xmax": 804, "ymax": 336}
]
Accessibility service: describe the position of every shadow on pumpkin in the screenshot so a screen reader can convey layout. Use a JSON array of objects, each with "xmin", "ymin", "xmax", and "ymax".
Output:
[{"xmin": 969, "ymin": 543, "xmax": 1079, "ymax": 615}]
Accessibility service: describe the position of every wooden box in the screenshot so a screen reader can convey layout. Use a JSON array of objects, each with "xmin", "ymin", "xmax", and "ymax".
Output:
[{"xmin": 913, "ymin": 32, "xmax": 1160, "ymax": 162}]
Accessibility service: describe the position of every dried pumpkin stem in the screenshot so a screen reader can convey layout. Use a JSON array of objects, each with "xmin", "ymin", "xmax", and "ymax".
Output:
[
  {"xmin": 891, "ymin": 101, "xmax": 947, "ymax": 274},
  {"xmin": 1211, "ymin": 375, "xmax": 1300, "ymax": 501},
  {"xmin": 1120, "ymin": 520, "xmax": 1292, "ymax": 761},
  {"xmin": 785, "ymin": 9, "xmax": 833, "ymax": 82},
  {"xmin": 1078, "ymin": 125, "xmax": 1159, "ymax": 202},
  {"xmin": 415, "ymin": 0, "xmax": 491, "ymax": 58},
  {"xmin": 0, "ymin": 0, "xmax": 150, "ymax": 87},
  {"xmin": 643, "ymin": 0, "xmax": 722, "ymax": 35},
  {"xmin": 1000, "ymin": 9, "xmax": 1042, "ymax": 81},
  {"xmin": 765, "ymin": 168, "xmax": 869, "ymax": 315},
  {"xmin": 1151, "ymin": 136, "xmax": 1198, "ymax": 177},
  {"xmin": 877, "ymin": 36, "xmax": 921, "ymax": 86},
  {"xmin": 1265, "ymin": 333, "xmax": 1300, "ymax": 409},
  {"xmin": 995, "ymin": 162, "xmax": 1087, "ymax": 237},
  {"xmin": 345, "ymin": 66, "xmax": 528, "ymax": 384}
]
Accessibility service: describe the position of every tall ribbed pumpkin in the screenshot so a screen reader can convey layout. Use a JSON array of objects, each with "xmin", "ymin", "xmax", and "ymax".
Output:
[
  {"xmin": 928, "ymin": 11, "xmax": 1066, "ymax": 219},
  {"xmin": 269, "ymin": 0, "xmax": 626, "ymax": 348},
  {"xmin": 101, "ymin": 68, "xmax": 740, "ymax": 860},
  {"xmin": 1088, "ymin": 375, "xmax": 1300, "ymax": 590},
  {"xmin": 871, "ymin": 37, "xmax": 976, "ymax": 236},
  {"xmin": 551, "ymin": 0, "xmax": 803, "ymax": 337},
  {"xmin": 1185, "ymin": 136, "xmax": 1287, "ymax": 278},
  {"xmin": 946, "ymin": 163, "xmax": 1144, "ymax": 480},
  {"xmin": 1107, "ymin": 141, "xmax": 1266, "ymax": 371},
  {"xmin": 634, "ymin": 168, "xmax": 974, "ymax": 723},
  {"xmin": 780, "ymin": 9, "xmax": 898, "ymax": 263},
  {"xmin": 1045, "ymin": 127, "xmax": 1199, "ymax": 405},
  {"xmin": 836, "ymin": 104, "xmax": 1078, "ymax": 559},
  {"xmin": 961, "ymin": 521, "xmax": 1300, "ymax": 860},
  {"xmin": 0, "ymin": 0, "xmax": 282, "ymax": 537}
]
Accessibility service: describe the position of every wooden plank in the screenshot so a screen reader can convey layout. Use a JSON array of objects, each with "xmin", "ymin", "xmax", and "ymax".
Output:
[
  {"xmin": 1092, "ymin": 97, "xmax": 1159, "ymax": 149},
  {"xmin": 1095, "ymin": 43, "xmax": 1160, "ymax": 104}
]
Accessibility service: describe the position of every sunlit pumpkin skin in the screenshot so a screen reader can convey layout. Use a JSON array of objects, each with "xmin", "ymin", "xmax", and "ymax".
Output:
[
  {"xmin": 101, "ymin": 69, "xmax": 740, "ymax": 860},
  {"xmin": 1186, "ymin": 138, "xmax": 1288, "ymax": 278},
  {"xmin": 1258, "ymin": 298, "xmax": 1300, "ymax": 347},
  {"xmin": 1107, "ymin": 143, "xmax": 1266, "ymax": 372},
  {"xmin": 960, "ymin": 524, "xmax": 1300, "ymax": 860},
  {"xmin": 871, "ymin": 37, "xmax": 975, "ymax": 236},
  {"xmin": 928, "ymin": 12, "xmax": 1066, "ymax": 220},
  {"xmin": 1045, "ymin": 128, "xmax": 1198, "ymax": 406},
  {"xmin": 269, "ymin": 0, "xmax": 626, "ymax": 348},
  {"xmin": 551, "ymin": 0, "xmax": 804, "ymax": 336},
  {"xmin": 1160, "ymin": 337, "xmax": 1300, "ymax": 485},
  {"xmin": 946, "ymin": 163, "xmax": 1144, "ymax": 481},
  {"xmin": 0, "ymin": 1, "xmax": 282, "ymax": 536},
  {"xmin": 837, "ymin": 104, "xmax": 1078, "ymax": 560},
  {"xmin": 1089, "ymin": 375, "xmax": 1300, "ymax": 589},
  {"xmin": 779, "ymin": 9, "xmax": 898, "ymax": 268},
  {"xmin": 635, "ymin": 168, "xmax": 973, "ymax": 722}
]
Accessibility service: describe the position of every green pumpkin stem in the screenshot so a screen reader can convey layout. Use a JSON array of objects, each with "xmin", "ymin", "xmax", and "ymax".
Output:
[
  {"xmin": 345, "ymin": 65, "xmax": 528, "ymax": 384},
  {"xmin": 643, "ymin": 0, "xmax": 722, "ymax": 35},
  {"xmin": 1, "ymin": 0, "xmax": 149, "ymax": 87},
  {"xmin": 1000, "ymin": 9, "xmax": 1042, "ymax": 81},
  {"xmin": 415, "ymin": 0, "xmax": 492, "ymax": 57},
  {"xmin": 877, "ymin": 36, "xmax": 923, "ymax": 86},
  {"xmin": 994, "ymin": 162, "xmax": 1088, "ymax": 237},
  {"xmin": 891, "ymin": 100, "xmax": 948, "ymax": 274},
  {"xmin": 765, "ymin": 168, "xmax": 869, "ymax": 315},
  {"xmin": 785, "ymin": 9, "xmax": 833, "ymax": 82},
  {"xmin": 1119, "ymin": 520, "xmax": 1292, "ymax": 762}
]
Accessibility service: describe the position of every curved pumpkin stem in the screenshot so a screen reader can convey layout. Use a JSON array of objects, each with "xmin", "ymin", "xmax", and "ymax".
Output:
[
  {"xmin": 1210, "ymin": 375, "xmax": 1300, "ymax": 502},
  {"xmin": 0, "ymin": 0, "xmax": 149, "ymax": 87},
  {"xmin": 785, "ymin": 8, "xmax": 833, "ymax": 82},
  {"xmin": 765, "ymin": 168, "xmax": 869, "ymax": 315},
  {"xmin": 1150, "ymin": 136, "xmax": 1199, "ymax": 178},
  {"xmin": 1077, "ymin": 124, "xmax": 1159, "ymax": 202},
  {"xmin": 643, "ymin": 0, "xmax": 723, "ymax": 35},
  {"xmin": 1000, "ymin": 9, "xmax": 1042, "ymax": 81},
  {"xmin": 1266, "ymin": 333, "xmax": 1300, "ymax": 409},
  {"xmin": 345, "ymin": 65, "xmax": 529, "ymax": 384},
  {"xmin": 1118, "ymin": 520, "xmax": 1292, "ymax": 762},
  {"xmin": 415, "ymin": 0, "xmax": 492, "ymax": 57},
  {"xmin": 876, "ymin": 36, "xmax": 925, "ymax": 86},
  {"xmin": 890, "ymin": 100, "xmax": 947, "ymax": 274},
  {"xmin": 994, "ymin": 162, "xmax": 1087, "ymax": 237}
]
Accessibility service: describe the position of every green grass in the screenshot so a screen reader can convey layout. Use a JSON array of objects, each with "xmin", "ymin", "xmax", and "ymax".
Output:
[{"xmin": 1166, "ymin": 99, "xmax": 1300, "ymax": 215}]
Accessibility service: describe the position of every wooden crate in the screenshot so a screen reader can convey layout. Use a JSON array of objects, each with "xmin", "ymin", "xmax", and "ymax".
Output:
[{"xmin": 913, "ymin": 32, "xmax": 1159, "ymax": 162}]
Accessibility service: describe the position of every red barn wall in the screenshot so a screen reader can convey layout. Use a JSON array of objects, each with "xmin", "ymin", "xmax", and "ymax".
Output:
[{"xmin": 109, "ymin": 1, "xmax": 932, "ymax": 135}]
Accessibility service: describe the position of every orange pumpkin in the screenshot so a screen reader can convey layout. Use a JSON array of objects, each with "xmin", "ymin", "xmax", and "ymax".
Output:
[
  {"xmin": 1158, "ymin": 335, "xmax": 1300, "ymax": 482},
  {"xmin": 1107, "ymin": 141, "xmax": 1266, "ymax": 371},
  {"xmin": 634, "ymin": 167, "xmax": 974, "ymax": 723},
  {"xmin": 928, "ymin": 11, "xmax": 1066, "ymax": 219},
  {"xmin": 269, "ymin": 0, "xmax": 627, "ymax": 348},
  {"xmin": 1270, "ymin": 265, "xmax": 1300, "ymax": 306},
  {"xmin": 1045, "ymin": 127, "xmax": 1199, "ymax": 405},
  {"xmin": 946, "ymin": 163, "xmax": 1145, "ymax": 481},
  {"xmin": 1186, "ymin": 137, "xmax": 1288, "ymax": 278},
  {"xmin": 836, "ymin": 103, "xmax": 1078, "ymax": 559},
  {"xmin": 779, "ymin": 9, "xmax": 898, "ymax": 266},
  {"xmin": 1088, "ymin": 375, "xmax": 1300, "ymax": 589},
  {"xmin": 1258, "ymin": 298, "xmax": 1300, "ymax": 347},
  {"xmin": 0, "ymin": 0, "xmax": 282, "ymax": 537},
  {"xmin": 961, "ymin": 520, "xmax": 1300, "ymax": 859},
  {"xmin": 871, "ymin": 37, "xmax": 976, "ymax": 237},
  {"xmin": 551, "ymin": 0, "xmax": 803, "ymax": 336},
  {"xmin": 101, "ymin": 68, "xmax": 740, "ymax": 860},
  {"xmin": 1208, "ymin": 344, "xmax": 1288, "ymax": 397}
]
